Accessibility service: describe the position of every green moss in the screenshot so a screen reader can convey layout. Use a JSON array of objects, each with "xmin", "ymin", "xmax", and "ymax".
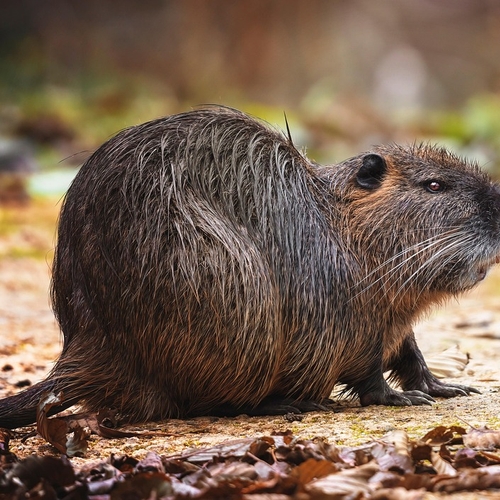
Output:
[
  {"xmin": 348, "ymin": 422, "xmax": 369, "ymax": 438},
  {"xmin": 0, "ymin": 198, "xmax": 58, "ymax": 260},
  {"xmin": 5, "ymin": 247, "xmax": 51, "ymax": 260}
]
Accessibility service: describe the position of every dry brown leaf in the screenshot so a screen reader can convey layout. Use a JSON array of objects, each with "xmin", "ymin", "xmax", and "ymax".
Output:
[
  {"xmin": 208, "ymin": 461, "xmax": 258, "ymax": 480},
  {"xmin": 425, "ymin": 345, "xmax": 469, "ymax": 378},
  {"xmin": 376, "ymin": 447, "xmax": 414, "ymax": 475},
  {"xmin": 65, "ymin": 425, "xmax": 89, "ymax": 457},
  {"xmin": 477, "ymin": 464, "xmax": 500, "ymax": 475},
  {"xmin": 420, "ymin": 425, "xmax": 466, "ymax": 446},
  {"xmin": 65, "ymin": 412, "xmax": 101, "ymax": 434},
  {"xmin": 169, "ymin": 438, "xmax": 256, "ymax": 463},
  {"xmin": 432, "ymin": 469, "xmax": 500, "ymax": 493},
  {"xmin": 4, "ymin": 455, "xmax": 76, "ymax": 495},
  {"xmin": 306, "ymin": 461, "xmax": 379, "ymax": 498},
  {"xmin": 109, "ymin": 471, "xmax": 172, "ymax": 499},
  {"xmin": 387, "ymin": 430, "xmax": 410, "ymax": 457},
  {"xmin": 136, "ymin": 451, "xmax": 165, "ymax": 473},
  {"xmin": 479, "ymin": 450, "xmax": 500, "ymax": 463},
  {"xmin": 0, "ymin": 429, "xmax": 10, "ymax": 455},
  {"xmin": 247, "ymin": 436, "xmax": 275, "ymax": 460},
  {"xmin": 35, "ymin": 391, "xmax": 90, "ymax": 457},
  {"xmin": 411, "ymin": 443, "xmax": 432, "ymax": 463},
  {"xmin": 399, "ymin": 472, "xmax": 433, "ymax": 490},
  {"xmin": 292, "ymin": 457, "xmax": 338, "ymax": 485},
  {"xmin": 253, "ymin": 460, "xmax": 278, "ymax": 480},
  {"xmin": 430, "ymin": 450, "xmax": 457, "ymax": 476},
  {"xmin": 63, "ymin": 409, "xmax": 174, "ymax": 440},
  {"xmin": 369, "ymin": 469, "xmax": 404, "ymax": 490},
  {"xmin": 463, "ymin": 426, "xmax": 500, "ymax": 450},
  {"xmin": 371, "ymin": 431, "xmax": 414, "ymax": 474},
  {"xmin": 241, "ymin": 495, "xmax": 293, "ymax": 500},
  {"xmin": 453, "ymin": 447, "xmax": 487, "ymax": 469},
  {"xmin": 36, "ymin": 392, "xmax": 69, "ymax": 454}
]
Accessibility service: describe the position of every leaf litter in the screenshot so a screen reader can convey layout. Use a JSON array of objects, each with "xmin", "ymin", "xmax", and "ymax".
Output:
[
  {"xmin": 1, "ymin": 423, "xmax": 500, "ymax": 498},
  {"xmin": 34, "ymin": 393, "xmax": 177, "ymax": 457}
]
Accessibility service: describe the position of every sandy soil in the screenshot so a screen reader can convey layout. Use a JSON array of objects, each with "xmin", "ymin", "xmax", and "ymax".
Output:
[{"xmin": 1, "ymin": 199, "xmax": 500, "ymax": 475}]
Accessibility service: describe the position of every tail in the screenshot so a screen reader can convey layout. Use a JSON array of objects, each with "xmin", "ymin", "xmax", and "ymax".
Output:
[{"xmin": 0, "ymin": 379, "xmax": 77, "ymax": 429}]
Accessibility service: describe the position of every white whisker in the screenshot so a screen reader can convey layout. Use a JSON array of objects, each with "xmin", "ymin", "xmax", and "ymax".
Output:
[{"xmin": 351, "ymin": 229, "xmax": 464, "ymax": 302}]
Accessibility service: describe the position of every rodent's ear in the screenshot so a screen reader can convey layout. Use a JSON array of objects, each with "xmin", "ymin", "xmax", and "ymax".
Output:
[{"xmin": 356, "ymin": 154, "xmax": 387, "ymax": 189}]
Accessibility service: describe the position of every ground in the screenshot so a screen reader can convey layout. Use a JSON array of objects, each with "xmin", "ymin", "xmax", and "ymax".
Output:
[{"xmin": 1, "ymin": 197, "xmax": 500, "ymax": 477}]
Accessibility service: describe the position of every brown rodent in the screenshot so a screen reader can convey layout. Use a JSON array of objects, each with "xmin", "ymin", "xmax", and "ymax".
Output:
[{"xmin": 0, "ymin": 106, "xmax": 498, "ymax": 428}]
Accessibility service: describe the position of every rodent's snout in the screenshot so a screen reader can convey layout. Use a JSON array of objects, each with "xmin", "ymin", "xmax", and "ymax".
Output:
[
  {"xmin": 490, "ymin": 183, "xmax": 500, "ymax": 202},
  {"xmin": 483, "ymin": 183, "xmax": 500, "ymax": 232},
  {"xmin": 486, "ymin": 184, "xmax": 500, "ymax": 270}
]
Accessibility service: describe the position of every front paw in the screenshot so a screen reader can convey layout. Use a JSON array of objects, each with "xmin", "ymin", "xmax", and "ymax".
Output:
[
  {"xmin": 360, "ymin": 388, "xmax": 434, "ymax": 407},
  {"xmin": 422, "ymin": 379, "xmax": 480, "ymax": 398}
]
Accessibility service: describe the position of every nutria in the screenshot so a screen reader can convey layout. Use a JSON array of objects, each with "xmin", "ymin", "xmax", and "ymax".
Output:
[{"xmin": 0, "ymin": 106, "xmax": 498, "ymax": 429}]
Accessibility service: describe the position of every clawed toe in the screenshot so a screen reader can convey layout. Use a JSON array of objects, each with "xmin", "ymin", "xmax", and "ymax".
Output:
[
  {"xmin": 360, "ymin": 388, "xmax": 435, "ymax": 407},
  {"xmin": 427, "ymin": 381, "xmax": 480, "ymax": 398},
  {"xmin": 401, "ymin": 390, "xmax": 435, "ymax": 405}
]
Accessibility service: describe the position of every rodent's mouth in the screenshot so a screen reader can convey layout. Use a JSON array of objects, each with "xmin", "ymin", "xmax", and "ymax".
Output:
[
  {"xmin": 476, "ymin": 255, "xmax": 500, "ymax": 282},
  {"xmin": 476, "ymin": 267, "xmax": 488, "ymax": 282}
]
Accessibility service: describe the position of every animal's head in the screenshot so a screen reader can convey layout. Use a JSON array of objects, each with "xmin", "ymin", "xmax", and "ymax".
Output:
[{"xmin": 335, "ymin": 145, "xmax": 500, "ymax": 298}]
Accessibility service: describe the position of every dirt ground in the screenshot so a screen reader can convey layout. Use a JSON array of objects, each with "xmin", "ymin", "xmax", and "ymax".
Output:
[{"xmin": 1, "ymin": 198, "xmax": 500, "ymax": 476}]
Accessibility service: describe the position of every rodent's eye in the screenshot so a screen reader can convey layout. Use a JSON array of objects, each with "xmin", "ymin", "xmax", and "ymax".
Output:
[{"xmin": 424, "ymin": 180, "xmax": 445, "ymax": 193}]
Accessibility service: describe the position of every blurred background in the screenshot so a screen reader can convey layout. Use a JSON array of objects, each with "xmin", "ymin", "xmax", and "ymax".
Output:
[{"xmin": 1, "ymin": 0, "xmax": 500, "ymax": 200}]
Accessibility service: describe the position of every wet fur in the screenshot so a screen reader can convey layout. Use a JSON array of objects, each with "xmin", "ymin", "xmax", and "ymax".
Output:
[{"xmin": 1, "ymin": 107, "xmax": 499, "ymax": 427}]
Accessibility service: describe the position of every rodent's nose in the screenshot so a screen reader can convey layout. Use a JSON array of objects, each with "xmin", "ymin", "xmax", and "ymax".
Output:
[
  {"xmin": 490, "ymin": 184, "xmax": 500, "ymax": 208},
  {"xmin": 487, "ymin": 184, "xmax": 500, "ymax": 231}
]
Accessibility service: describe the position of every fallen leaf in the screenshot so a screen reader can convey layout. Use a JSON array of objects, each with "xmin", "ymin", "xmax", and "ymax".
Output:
[
  {"xmin": 36, "ymin": 391, "xmax": 90, "ymax": 457},
  {"xmin": 109, "ymin": 471, "xmax": 172, "ymax": 499},
  {"xmin": 136, "ymin": 451, "xmax": 165, "ymax": 472},
  {"xmin": 411, "ymin": 443, "xmax": 432, "ymax": 463},
  {"xmin": 0, "ymin": 429, "xmax": 10, "ymax": 455},
  {"xmin": 430, "ymin": 450, "xmax": 457, "ymax": 476},
  {"xmin": 306, "ymin": 461, "xmax": 379, "ymax": 498},
  {"xmin": 463, "ymin": 426, "xmax": 500, "ymax": 450},
  {"xmin": 169, "ymin": 438, "xmax": 256, "ymax": 463},
  {"xmin": 36, "ymin": 392, "xmax": 69, "ymax": 454},
  {"xmin": 479, "ymin": 450, "xmax": 500, "ymax": 463},
  {"xmin": 432, "ymin": 469, "xmax": 500, "ymax": 493},
  {"xmin": 453, "ymin": 447, "xmax": 488, "ymax": 469},
  {"xmin": 65, "ymin": 425, "xmax": 89, "ymax": 457},
  {"xmin": 420, "ymin": 425, "xmax": 466, "ymax": 446},
  {"xmin": 4, "ymin": 455, "xmax": 75, "ymax": 493},
  {"xmin": 387, "ymin": 430, "xmax": 411, "ymax": 457},
  {"xmin": 208, "ymin": 460, "xmax": 258, "ymax": 480},
  {"xmin": 426, "ymin": 345, "xmax": 470, "ymax": 378},
  {"xmin": 291, "ymin": 457, "xmax": 338, "ymax": 485}
]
